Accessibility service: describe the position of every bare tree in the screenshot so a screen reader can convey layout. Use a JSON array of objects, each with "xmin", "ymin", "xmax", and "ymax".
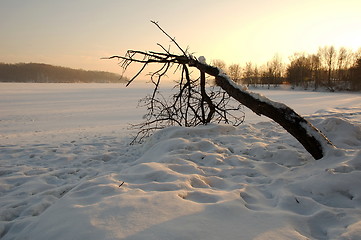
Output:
[
  {"xmin": 319, "ymin": 46, "xmax": 337, "ymax": 90},
  {"xmin": 350, "ymin": 56, "xmax": 361, "ymax": 90},
  {"xmin": 107, "ymin": 21, "xmax": 334, "ymax": 159},
  {"xmin": 228, "ymin": 63, "xmax": 242, "ymax": 83},
  {"xmin": 269, "ymin": 54, "xmax": 284, "ymax": 86},
  {"xmin": 310, "ymin": 53, "xmax": 321, "ymax": 90},
  {"xmin": 337, "ymin": 47, "xmax": 348, "ymax": 84},
  {"xmin": 211, "ymin": 59, "xmax": 227, "ymax": 72},
  {"xmin": 253, "ymin": 65, "xmax": 260, "ymax": 86},
  {"xmin": 287, "ymin": 53, "xmax": 316, "ymax": 89},
  {"xmin": 243, "ymin": 62, "xmax": 253, "ymax": 87},
  {"xmin": 107, "ymin": 23, "xmax": 243, "ymax": 143}
]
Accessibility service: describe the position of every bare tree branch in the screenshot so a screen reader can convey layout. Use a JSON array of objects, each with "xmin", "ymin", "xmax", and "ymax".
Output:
[
  {"xmin": 151, "ymin": 20, "xmax": 187, "ymax": 56},
  {"xmin": 106, "ymin": 22, "xmax": 333, "ymax": 160}
]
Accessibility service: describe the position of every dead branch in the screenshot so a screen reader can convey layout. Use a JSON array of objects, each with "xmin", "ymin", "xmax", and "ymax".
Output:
[{"xmin": 107, "ymin": 21, "xmax": 333, "ymax": 160}]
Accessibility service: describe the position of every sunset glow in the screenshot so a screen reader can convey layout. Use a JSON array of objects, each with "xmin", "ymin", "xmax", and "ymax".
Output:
[{"xmin": 1, "ymin": 0, "xmax": 360, "ymax": 77}]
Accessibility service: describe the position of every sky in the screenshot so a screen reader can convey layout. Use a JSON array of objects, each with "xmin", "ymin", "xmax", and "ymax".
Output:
[{"xmin": 1, "ymin": 0, "xmax": 361, "ymax": 78}]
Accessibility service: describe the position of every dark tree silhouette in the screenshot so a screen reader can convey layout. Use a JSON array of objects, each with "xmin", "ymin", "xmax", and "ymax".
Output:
[
  {"xmin": 107, "ymin": 21, "xmax": 334, "ymax": 159},
  {"xmin": 0, "ymin": 63, "xmax": 125, "ymax": 83},
  {"xmin": 351, "ymin": 57, "xmax": 361, "ymax": 90},
  {"xmin": 107, "ymin": 22, "xmax": 244, "ymax": 143}
]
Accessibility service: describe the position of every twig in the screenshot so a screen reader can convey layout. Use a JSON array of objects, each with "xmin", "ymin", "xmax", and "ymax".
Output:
[{"xmin": 151, "ymin": 20, "xmax": 187, "ymax": 56}]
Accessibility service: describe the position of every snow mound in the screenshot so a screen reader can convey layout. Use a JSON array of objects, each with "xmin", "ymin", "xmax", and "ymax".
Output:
[
  {"xmin": 314, "ymin": 117, "xmax": 361, "ymax": 149},
  {"xmin": 2, "ymin": 117, "xmax": 361, "ymax": 240}
]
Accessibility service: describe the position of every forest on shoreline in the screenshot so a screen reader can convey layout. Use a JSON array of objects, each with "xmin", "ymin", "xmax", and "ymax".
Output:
[
  {"xmin": 213, "ymin": 46, "xmax": 361, "ymax": 91},
  {"xmin": 0, "ymin": 63, "xmax": 127, "ymax": 83},
  {"xmin": 2, "ymin": 45, "xmax": 361, "ymax": 92}
]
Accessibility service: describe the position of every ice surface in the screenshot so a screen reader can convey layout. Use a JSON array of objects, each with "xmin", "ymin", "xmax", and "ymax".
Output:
[{"xmin": 1, "ymin": 83, "xmax": 361, "ymax": 239}]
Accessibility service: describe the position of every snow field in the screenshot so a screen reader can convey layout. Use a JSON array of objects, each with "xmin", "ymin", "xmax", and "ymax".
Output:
[{"xmin": 1, "ymin": 83, "xmax": 361, "ymax": 239}]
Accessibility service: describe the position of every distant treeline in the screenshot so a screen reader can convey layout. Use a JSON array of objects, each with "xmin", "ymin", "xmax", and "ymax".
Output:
[
  {"xmin": 213, "ymin": 46, "xmax": 361, "ymax": 91},
  {"xmin": 0, "ymin": 63, "xmax": 127, "ymax": 83}
]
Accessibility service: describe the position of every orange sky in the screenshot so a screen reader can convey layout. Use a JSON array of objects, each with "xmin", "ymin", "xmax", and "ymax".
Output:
[{"xmin": 1, "ymin": 0, "xmax": 360, "ymax": 79}]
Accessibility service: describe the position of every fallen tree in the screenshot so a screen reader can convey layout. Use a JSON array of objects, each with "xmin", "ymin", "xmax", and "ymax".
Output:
[
  {"xmin": 189, "ymin": 59, "xmax": 334, "ymax": 159},
  {"xmin": 107, "ymin": 21, "xmax": 334, "ymax": 159}
]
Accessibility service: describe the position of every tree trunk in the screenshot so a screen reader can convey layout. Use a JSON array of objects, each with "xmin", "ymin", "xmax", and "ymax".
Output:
[{"xmin": 190, "ymin": 59, "xmax": 334, "ymax": 160}]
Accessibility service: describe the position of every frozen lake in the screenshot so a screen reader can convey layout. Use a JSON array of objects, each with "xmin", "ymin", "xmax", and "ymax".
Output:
[{"xmin": 1, "ymin": 82, "xmax": 360, "ymax": 145}]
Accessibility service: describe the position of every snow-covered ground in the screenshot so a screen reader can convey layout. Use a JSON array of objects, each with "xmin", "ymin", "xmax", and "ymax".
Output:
[{"xmin": 1, "ymin": 82, "xmax": 361, "ymax": 239}]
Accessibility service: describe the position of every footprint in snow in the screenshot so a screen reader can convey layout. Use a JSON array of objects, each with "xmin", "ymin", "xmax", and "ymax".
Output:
[
  {"xmin": 240, "ymin": 187, "xmax": 276, "ymax": 211},
  {"xmin": 178, "ymin": 191, "xmax": 221, "ymax": 203}
]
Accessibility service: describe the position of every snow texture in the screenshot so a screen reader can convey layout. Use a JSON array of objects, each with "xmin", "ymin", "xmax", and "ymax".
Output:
[
  {"xmin": 198, "ymin": 56, "xmax": 206, "ymax": 64},
  {"xmin": 1, "ymin": 83, "xmax": 361, "ymax": 240}
]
